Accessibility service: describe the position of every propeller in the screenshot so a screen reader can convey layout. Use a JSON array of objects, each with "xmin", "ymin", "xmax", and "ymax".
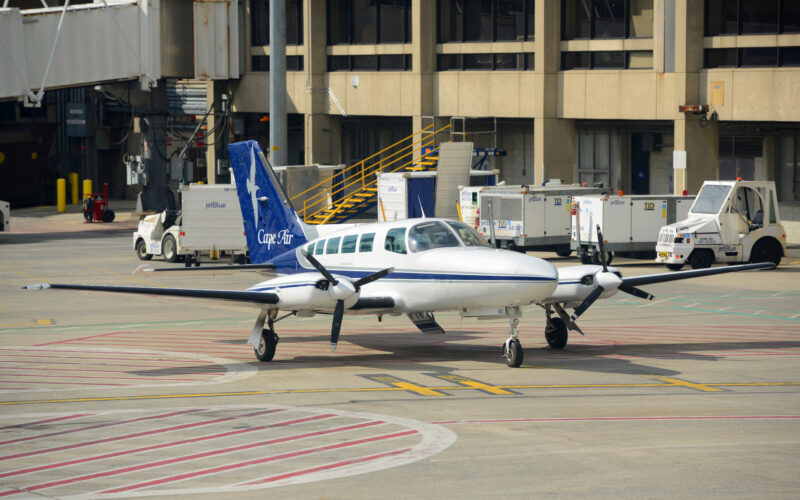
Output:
[
  {"xmin": 301, "ymin": 250, "xmax": 393, "ymax": 351},
  {"xmin": 570, "ymin": 225, "xmax": 654, "ymax": 322}
]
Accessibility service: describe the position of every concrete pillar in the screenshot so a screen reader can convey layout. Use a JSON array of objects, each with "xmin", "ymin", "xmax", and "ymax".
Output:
[
  {"xmin": 305, "ymin": 113, "xmax": 341, "ymax": 165},
  {"xmin": 671, "ymin": 0, "xmax": 716, "ymax": 195},
  {"xmin": 534, "ymin": 118, "xmax": 576, "ymax": 185},
  {"xmin": 412, "ymin": 0, "xmax": 437, "ymax": 117},
  {"xmin": 673, "ymin": 117, "xmax": 718, "ymax": 194},
  {"xmin": 205, "ymin": 81, "xmax": 218, "ymax": 184},
  {"xmin": 533, "ymin": 0, "xmax": 575, "ymax": 185},
  {"xmin": 270, "ymin": 0, "xmax": 287, "ymax": 167}
]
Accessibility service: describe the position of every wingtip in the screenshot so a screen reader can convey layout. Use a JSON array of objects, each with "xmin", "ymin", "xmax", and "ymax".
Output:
[
  {"xmin": 132, "ymin": 265, "xmax": 154, "ymax": 277},
  {"xmin": 23, "ymin": 283, "xmax": 51, "ymax": 291},
  {"xmin": 330, "ymin": 343, "xmax": 338, "ymax": 352}
]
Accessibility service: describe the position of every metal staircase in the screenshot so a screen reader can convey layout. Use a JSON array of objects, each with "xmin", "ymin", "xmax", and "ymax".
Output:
[{"xmin": 292, "ymin": 123, "xmax": 452, "ymax": 224}]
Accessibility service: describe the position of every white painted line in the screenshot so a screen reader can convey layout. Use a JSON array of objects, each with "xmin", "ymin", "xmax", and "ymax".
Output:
[
  {"xmin": 752, "ymin": 310, "xmax": 766, "ymax": 315},
  {"xmin": 790, "ymin": 313, "xmax": 800, "ymax": 319}
]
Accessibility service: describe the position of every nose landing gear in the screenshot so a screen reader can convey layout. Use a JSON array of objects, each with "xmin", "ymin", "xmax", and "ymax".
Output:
[{"xmin": 501, "ymin": 306, "xmax": 524, "ymax": 368}]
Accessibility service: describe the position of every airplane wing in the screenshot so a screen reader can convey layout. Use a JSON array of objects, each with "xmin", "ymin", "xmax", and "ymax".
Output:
[
  {"xmin": 621, "ymin": 261, "xmax": 775, "ymax": 287},
  {"xmin": 24, "ymin": 283, "xmax": 279, "ymax": 304}
]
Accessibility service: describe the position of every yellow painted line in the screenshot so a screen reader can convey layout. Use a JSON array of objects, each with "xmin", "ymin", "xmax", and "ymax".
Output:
[
  {"xmin": 435, "ymin": 374, "xmax": 516, "ymax": 395},
  {"xmin": 650, "ymin": 376, "xmax": 723, "ymax": 392},
  {"xmin": 1, "ymin": 381, "xmax": 797, "ymax": 406},
  {"xmin": 0, "ymin": 265, "xmax": 44, "ymax": 281},
  {"xmin": 391, "ymin": 382, "xmax": 446, "ymax": 396}
]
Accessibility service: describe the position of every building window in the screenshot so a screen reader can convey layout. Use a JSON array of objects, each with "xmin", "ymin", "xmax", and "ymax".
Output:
[
  {"xmin": 437, "ymin": 52, "xmax": 534, "ymax": 70},
  {"xmin": 251, "ymin": 0, "xmax": 304, "ymax": 46},
  {"xmin": 561, "ymin": 50, "xmax": 651, "ymax": 69},
  {"xmin": 704, "ymin": 46, "xmax": 800, "ymax": 68},
  {"xmin": 437, "ymin": 0, "xmax": 535, "ymax": 42},
  {"xmin": 251, "ymin": 56, "xmax": 304, "ymax": 71},
  {"xmin": 577, "ymin": 130, "xmax": 617, "ymax": 188},
  {"xmin": 327, "ymin": 54, "xmax": 412, "ymax": 71},
  {"xmin": 562, "ymin": 0, "xmax": 653, "ymax": 40},
  {"xmin": 705, "ymin": 0, "xmax": 798, "ymax": 35},
  {"xmin": 328, "ymin": 0, "xmax": 411, "ymax": 45}
]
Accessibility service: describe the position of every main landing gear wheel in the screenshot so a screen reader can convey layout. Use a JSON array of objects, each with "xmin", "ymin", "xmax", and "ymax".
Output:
[
  {"xmin": 545, "ymin": 317, "xmax": 568, "ymax": 349},
  {"xmin": 254, "ymin": 329, "xmax": 279, "ymax": 362},
  {"xmin": 502, "ymin": 339, "xmax": 524, "ymax": 368}
]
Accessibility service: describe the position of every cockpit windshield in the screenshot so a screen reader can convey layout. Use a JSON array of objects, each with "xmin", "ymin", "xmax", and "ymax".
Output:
[
  {"xmin": 408, "ymin": 221, "xmax": 460, "ymax": 252},
  {"xmin": 691, "ymin": 184, "xmax": 732, "ymax": 214},
  {"xmin": 445, "ymin": 221, "xmax": 492, "ymax": 247}
]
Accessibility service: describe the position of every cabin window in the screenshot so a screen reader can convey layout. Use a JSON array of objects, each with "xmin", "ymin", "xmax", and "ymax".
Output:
[
  {"xmin": 314, "ymin": 239, "xmax": 326, "ymax": 255},
  {"xmin": 359, "ymin": 232, "xmax": 375, "ymax": 252},
  {"xmin": 446, "ymin": 221, "xmax": 492, "ymax": 247},
  {"xmin": 341, "ymin": 234, "xmax": 358, "ymax": 253},
  {"xmin": 384, "ymin": 227, "xmax": 407, "ymax": 254},
  {"xmin": 326, "ymin": 237, "xmax": 341, "ymax": 254},
  {"xmin": 408, "ymin": 221, "xmax": 460, "ymax": 252}
]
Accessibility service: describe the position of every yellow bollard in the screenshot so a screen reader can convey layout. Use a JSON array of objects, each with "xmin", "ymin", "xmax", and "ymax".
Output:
[
  {"xmin": 57, "ymin": 178, "xmax": 67, "ymax": 212},
  {"xmin": 69, "ymin": 172, "xmax": 79, "ymax": 205},
  {"xmin": 82, "ymin": 179, "xmax": 93, "ymax": 201}
]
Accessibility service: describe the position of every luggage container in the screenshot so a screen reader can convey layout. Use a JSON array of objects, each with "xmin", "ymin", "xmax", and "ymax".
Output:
[
  {"xmin": 572, "ymin": 194, "xmax": 695, "ymax": 264},
  {"xmin": 475, "ymin": 185, "xmax": 605, "ymax": 255}
]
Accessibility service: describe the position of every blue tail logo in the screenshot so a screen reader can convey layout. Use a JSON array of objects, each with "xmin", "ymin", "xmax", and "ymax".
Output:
[{"xmin": 229, "ymin": 141, "xmax": 308, "ymax": 264}]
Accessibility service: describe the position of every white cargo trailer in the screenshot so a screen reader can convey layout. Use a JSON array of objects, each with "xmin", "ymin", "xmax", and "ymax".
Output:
[
  {"xmin": 571, "ymin": 194, "xmax": 695, "ymax": 264},
  {"xmin": 133, "ymin": 184, "xmax": 248, "ymax": 265},
  {"xmin": 475, "ymin": 185, "xmax": 605, "ymax": 255}
]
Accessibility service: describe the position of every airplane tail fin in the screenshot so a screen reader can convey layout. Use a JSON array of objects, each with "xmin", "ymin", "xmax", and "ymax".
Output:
[{"xmin": 228, "ymin": 141, "xmax": 309, "ymax": 264}]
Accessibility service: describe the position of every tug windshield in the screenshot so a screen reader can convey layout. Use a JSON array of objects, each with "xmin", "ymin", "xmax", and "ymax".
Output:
[
  {"xmin": 445, "ymin": 221, "xmax": 492, "ymax": 247},
  {"xmin": 691, "ymin": 184, "xmax": 732, "ymax": 214}
]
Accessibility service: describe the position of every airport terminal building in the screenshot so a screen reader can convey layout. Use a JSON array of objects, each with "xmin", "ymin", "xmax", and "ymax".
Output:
[{"xmin": 1, "ymin": 0, "xmax": 799, "ymax": 236}]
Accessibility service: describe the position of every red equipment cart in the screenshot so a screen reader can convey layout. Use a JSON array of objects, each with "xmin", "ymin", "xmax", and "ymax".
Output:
[{"xmin": 82, "ymin": 183, "xmax": 115, "ymax": 223}]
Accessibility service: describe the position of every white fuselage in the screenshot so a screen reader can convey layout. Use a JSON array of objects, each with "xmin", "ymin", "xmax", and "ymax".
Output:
[{"xmin": 248, "ymin": 218, "xmax": 559, "ymax": 315}]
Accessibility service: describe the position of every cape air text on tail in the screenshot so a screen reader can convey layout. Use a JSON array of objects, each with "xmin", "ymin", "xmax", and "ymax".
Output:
[{"xmin": 229, "ymin": 141, "xmax": 308, "ymax": 264}]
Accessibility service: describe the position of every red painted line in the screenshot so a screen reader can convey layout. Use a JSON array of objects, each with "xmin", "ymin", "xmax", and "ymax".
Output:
[
  {"xmin": 100, "ymin": 428, "xmax": 416, "ymax": 494},
  {"xmin": 0, "ymin": 409, "xmax": 291, "ymax": 479},
  {"xmin": 241, "ymin": 447, "xmax": 413, "ymax": 486},
  {"xmin": 0, "ymin": 351, "xmax": 214, "ymax": 363},
  {"xmin": 0, "ymin": 409, "xmax": 277, "ymax": 462},
  {"xmin": 22, "ymin": 416, "xmax": 378, "ymax": 493},
  {"xmin": 0, "ymin": 488, "xmax": 26, "ymax": 498},
  {"xmin": 0, "ymin": 413, "xmax": 92, "ymax": 431},
  {"xmin": 0, "ymin": 364, "xmax": 222, "ymax": 376},
  {"xmin": 0, "ymin": 371, "xmax": 205, "ymax": 383},
  {"xmin": 34, "ymin": 331, "xmax": 127, "ymax": 347},
  {"xmin": 0, "ymin": 379, "xmax": 129, "ymax": 387},
  {"xmin": 0, "ymin": 409, "xmax": 201, "ymax": 450},
  {"xmin": 431, "ymin": 415, "xmax": 800, "ymax": 425}
]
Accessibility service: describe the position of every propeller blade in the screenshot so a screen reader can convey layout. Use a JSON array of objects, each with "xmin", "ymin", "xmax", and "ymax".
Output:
[
  {"xmin": 302, "ymin": 250, "xmax": 338, "ymax": 286},
  {"xmin": 353, "ymin": 267, "xmax": 394, "ymax": 290},
  {"xmin": 570, "ymin": 285, "xmax": 604, "ymax": 322},
  {"xmin": 330, "ymin": 299, "xmax": 344, "ymax": 351},
  {"xmin": 618, "ymin": 283, "xmax": 654, "ymax": 301},
  {"xmin": 595, "ymin": 225, "xmax": 608, "ymax": 272}
]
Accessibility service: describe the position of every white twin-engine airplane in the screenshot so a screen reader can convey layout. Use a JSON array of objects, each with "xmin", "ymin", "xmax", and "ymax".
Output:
[{"xmin": 25, "ymin": 141, "xmax": 775, "ymax": 367}]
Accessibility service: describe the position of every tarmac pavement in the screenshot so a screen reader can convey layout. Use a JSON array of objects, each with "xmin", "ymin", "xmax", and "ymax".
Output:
[{"xmin": 0, "ymin": 206, "xmax": 799, "ymax": 499}]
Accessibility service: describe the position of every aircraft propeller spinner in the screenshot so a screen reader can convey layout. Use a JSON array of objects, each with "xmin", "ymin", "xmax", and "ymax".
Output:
[{"xmin": 301, "ymin": 250, "xmax": 393, "ymax": 351}]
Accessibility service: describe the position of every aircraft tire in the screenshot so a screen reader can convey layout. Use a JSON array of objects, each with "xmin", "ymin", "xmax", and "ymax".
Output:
[
  {"xmin": 503, "ymin": 339, "xmax": 524, "ymax": 368},
  {"xmin": 545, "ymin": 317, "xmax": 568, "ymax": 349},
  {"xmin": 135, "ymin": 239, "xmax": 152, "ymax": 261},
  {"xmin": 254, "ymin": 329, "xmax": 278, "ymax": 362},
  {"xmin": 688, "ymin": 249, "xmax": 713, "ymax": 269},
  {"xmin": 162, "ymin": 235, "xmax": 178, "ymax": 263}
]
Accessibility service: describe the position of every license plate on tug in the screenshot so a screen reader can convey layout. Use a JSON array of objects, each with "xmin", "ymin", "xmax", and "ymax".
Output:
[{"xmin": 658, "ymin": 251, "xmax": 667, "ymax": 258}]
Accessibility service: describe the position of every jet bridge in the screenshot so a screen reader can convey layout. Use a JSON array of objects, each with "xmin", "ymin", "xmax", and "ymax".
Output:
[{"xmin": 0, "ymin": 0, "xmax": 239, "ymax": 104}]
